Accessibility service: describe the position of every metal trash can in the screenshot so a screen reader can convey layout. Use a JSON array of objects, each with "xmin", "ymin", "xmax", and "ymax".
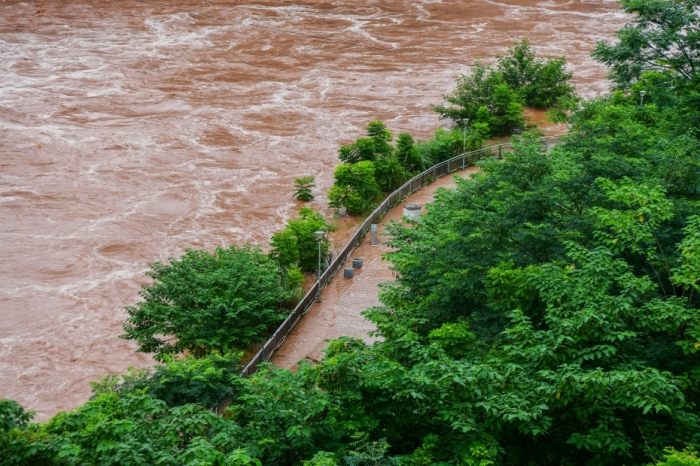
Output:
[
  {"xmin": 370, "ymin": 224, "xmax": 379, "ymax": 246},
  {"xmin": 344, "ymin": 268, "xmax": 354, "ymax": 278},
  {"xmin": 403, "ymin": 204, "xmax": 421, "ymax": 222},
  {"xmin": 352, "ymin": 258, "xmax": 363, "ymax": 269}
]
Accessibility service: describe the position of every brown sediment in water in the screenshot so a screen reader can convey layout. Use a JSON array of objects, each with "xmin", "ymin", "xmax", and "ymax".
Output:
[{"xmin": 0, "ymin": 0, "xmax": 625, "ymax": 419}]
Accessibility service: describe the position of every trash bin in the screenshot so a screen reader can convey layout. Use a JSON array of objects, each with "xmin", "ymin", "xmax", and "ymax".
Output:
[
  {"xmin": 344, "ymin": 268, "xmax": 354, "ymax": 278},
  {"xmin": 352, "ymin": 258, "xmax": 363, "ymax": 269},
  {"xmin": 403, "ymin": 204, "xmax": 421, "ymax": 222}
]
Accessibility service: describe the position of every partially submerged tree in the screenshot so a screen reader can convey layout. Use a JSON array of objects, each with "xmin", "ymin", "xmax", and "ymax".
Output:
[
  {"xmin": 433, "ymin": 40, "xmax": 575, "ymax": 136},
  {"xmin": 293, "ymin": 176, "xmax": 316, "ymax": 202},
  {"xmin": 269, "ymin": 206, "xmax": 332, "ymax": 273}
]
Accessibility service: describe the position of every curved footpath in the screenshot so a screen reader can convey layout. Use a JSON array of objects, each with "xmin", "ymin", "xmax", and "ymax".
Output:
[{"xmin": 272, "ymin": 166, "xmax": 478, "ymax": 369}]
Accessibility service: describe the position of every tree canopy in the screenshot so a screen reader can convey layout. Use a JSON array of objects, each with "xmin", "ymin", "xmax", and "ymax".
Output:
[
  {"xmin": 4, "ymin": 3, "xmax": 700, "ymax": 465},
  {"xmin": 121, "ymin": 245, "xmax": 288, "ymax": 361},
  {"xmin": 433, "ymin": 39, "xmax": 575, "ymax": 137},
  {"xmin": 592, "ymin": 0, "xmax": 700, "ymax": 88}
]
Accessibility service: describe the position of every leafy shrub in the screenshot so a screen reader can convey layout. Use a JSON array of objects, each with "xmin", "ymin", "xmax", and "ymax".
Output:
[
  {"xmin": 3, "ymin": 392, "xmax": 241, "ymax": 465},
  {"xmin": 269, "ymin": 206, "xmax": 333, "ymax": 273},
  {"xmin": 374, "ymin": 154, "xmax": 408, "ymax": 193},
  {"xmin": 339, "ymin": 121, "xmax": 394, "ymax": 165},
  {"xmin": 395, "ymin": 133, "xmax": 423, "ymax": 173},
  {"xmin": 294, "ymin": 176, "xmax": 316, "ymax": 202},
  {"xmin": 656, "ymin": 448, "xmax": 700, "ymax": 466},
  {"xmin": 433, "ymin": 40, "xmax": 575, "ymax": 136},
  {"xmin": 496, "ymin": 39, "xmax": 574, "ymax": 108},
  {"xmin": 91, "ymin": 352, "xmax": 240, "ymax": 410},
  {"xmin": 432, "ymin": 61, "xmax": 526, "ymax": 137},
  {"xmin": 415, "ymin": 127, "xmax": 485, "ymax": 166},
  {"xmin": 327, "ymin": 161, "xmax": 381, "ymax": 215},
  {"xmin": 121, "ymin": 245, "xmax": 288, "ymax": 361}
]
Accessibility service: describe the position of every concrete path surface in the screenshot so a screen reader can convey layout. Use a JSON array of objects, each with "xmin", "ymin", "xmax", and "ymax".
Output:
[{"xmin": 272, "ymin": 166, "xmax": 478, "ymax": 369}]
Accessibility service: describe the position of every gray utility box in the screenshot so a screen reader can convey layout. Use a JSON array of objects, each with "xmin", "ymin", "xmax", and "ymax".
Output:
[
  {"xmin": 403, "ymin": 203, "xmax": 421, "ymax": 222},
  {"xmin": 344, "ymin": 268, "xmax": 355, "ymax": 278},
  {"xmin": 370, "ymin": 224, "xmax": 379, "ymax": 246},
  {"xmin": 352, "ymin": 258, "xmax": 363, "ymax": 269}
]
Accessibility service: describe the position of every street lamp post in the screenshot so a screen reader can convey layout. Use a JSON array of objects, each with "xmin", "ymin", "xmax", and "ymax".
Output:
[
  {"xmin": 640, "ymin": 90, "xmax": 646, "ymax": 106},
  {"xmin": 461, "ymin": 118, "xmax": 469, "ymax": 170},
  {"xmin": 314, "ymin": 230, "xmax": 324, "ymax": 303}
]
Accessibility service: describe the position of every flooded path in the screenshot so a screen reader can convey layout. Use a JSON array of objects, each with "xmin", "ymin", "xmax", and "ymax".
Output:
[
  {"xmin": 272, "ymin": 168, "xmax": 477, "ymax": 368},
  {"xmin": 0, "ymin": 0, "xmax": 625, "ymax": 419}
]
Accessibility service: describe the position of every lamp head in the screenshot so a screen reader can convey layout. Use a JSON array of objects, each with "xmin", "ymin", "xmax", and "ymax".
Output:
[
  {"xmin": 315, "ymin": 230, "xmax": 325, "ymax": 241},
  {"xmin": 640, "ymin": 90, "xmax": 646, "ymax": 97}
]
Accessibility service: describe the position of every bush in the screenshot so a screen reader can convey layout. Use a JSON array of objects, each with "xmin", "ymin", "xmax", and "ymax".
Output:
[
  {"xmin": 121, "ymin": 245, "xmax": 288, "ymax": 361},
  {"xmin": 338, "ymin": 121, "xmax": 394, "ymax": 164},
  {"xmin": 327, "ymin": 161, "xmax": 381, "ymax": 215},
  {"xmin": 269, "ymin": 206, "xmax": 333, "ymax": 273},
  {"xmin": 497, "ymin": 39, "xmax": 574, "ymax": 108},
  {"xmin": 293, "ymin": 176, "xmax": 316, "ymax": 202},
  {"xmin": 656, "ymin": 448, "xmax": 700, "ymax": 466},
  {"xmin": 432, "ymin": 62, "xmax": 526, "ymax": 137},
  {"xmin": 91, "ymin": 352, "xmax": 240, "ymax": 410},
  {"xmin": 374, "ymin": 154, "xmax": 409, "ymax": 193},
  {"xmin": 415, "ymin": 127, "xmax": 484, "ymax": 166},
  {"xmin": 433, "ymin": 40, "xmax": 575, "ymax": 136},
  {"xmin": 396, "ymin": 133, "xmax": 423, "ymax": 173}
]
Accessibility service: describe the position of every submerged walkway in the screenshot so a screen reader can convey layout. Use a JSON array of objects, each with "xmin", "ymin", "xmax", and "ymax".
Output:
[{"xmin": 272, "ymin": 166, "xmax": 478, "ymax": 369}]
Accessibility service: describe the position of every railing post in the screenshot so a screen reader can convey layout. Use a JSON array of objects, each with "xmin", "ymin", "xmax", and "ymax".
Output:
[{"xmin": 498, "ymin": 145, "xmax": 502, "ymax": 159}]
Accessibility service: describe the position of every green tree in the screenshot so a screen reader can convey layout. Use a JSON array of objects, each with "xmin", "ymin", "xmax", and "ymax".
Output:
[
  {"xmin": 270, "ymin": 207, "xmax": 332, "ymax": 273},
  {"xmin": 374, "ymin": 155, "xmax": 408, "ymax": 193},
  {"xmin": 91, "ymin": 352, "xmax": 240, "ymax": 411},
  {"xmin": 656, "ymin": 448, "xmax": 700, "ymax": 466},
  {"xmin": 433, "ymin": 64, "xmax": 526, "ymax": 138},
  {"xmin": 496, "ymin": 39, "xmax": 575, "ymax": 108},
  {"xmin": 327, "ymin": 161, "xmax": 381, "ymax": 215},
  {"xmin": 228, "ymin": 364, "xmax": 336, "ymax": 466},
  {"xmin": 2, "ymin": 393, "xmax": 242, "ymax": 466},
  {"xmin": 294, "ymin": 176, "xmax": 316, "ymax": 202},
  {"xmin": 592, "ymin": 0, "xmax": 700, "ymax": 88},
  {"xmin": 338, "ymin": 121, "xmax": 394, "ymax": 164},
  {"xmin": 121, "ymin": 245, "xmax": 288, "ymax": 361},
  {"xmin": 395, "ymin": 133, "xmax": 423, "ymax": 174}
]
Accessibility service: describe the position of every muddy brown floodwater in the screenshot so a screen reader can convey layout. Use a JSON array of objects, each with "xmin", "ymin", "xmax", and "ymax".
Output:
[{"xmin": 0, "ymin": 0, "xmax": 626, "ymax": 419}]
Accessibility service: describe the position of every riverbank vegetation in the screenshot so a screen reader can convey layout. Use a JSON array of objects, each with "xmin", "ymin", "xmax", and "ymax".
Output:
[
  {"xmin": 3, "ymin": 1, "xmax": 700, "ymax": 464},
  {"xmin": 433, "ymin": 39, "xmax": 575, "ymax": 137}
]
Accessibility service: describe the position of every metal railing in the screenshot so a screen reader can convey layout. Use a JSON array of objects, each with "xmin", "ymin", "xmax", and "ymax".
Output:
[{"xmin": 239, "ymin": 134, "xmax": 564, "ymax": 377}]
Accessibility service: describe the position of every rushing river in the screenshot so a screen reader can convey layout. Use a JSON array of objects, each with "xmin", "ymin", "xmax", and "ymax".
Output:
[{"xmin": 0, "ymin": 0, "xmax": 625, "ymax": 419}]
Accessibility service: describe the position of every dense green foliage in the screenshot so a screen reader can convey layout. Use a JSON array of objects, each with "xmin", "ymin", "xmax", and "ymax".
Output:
[
  {"xmin": 5, "ymin": 4, "xmax": 700, "ymax": 465},
  {"xmin": 592, "ymin": 0, "xmax": 700, "ymax": 89},
  {"xmin": 91, "ymin": 352, "xmax": 240, "ymax": 411},
  {"xmin": 1, "ymin": 393, "xmax": 256, "ymax": 466},
  {"xmin": 433, "ymin": 39, "xmax": 575, "ymax": 136},
  {"xmin": 121, "ymin": 245, "xmax": 288, "ymax": 361},
  {"xmin": 656, "ymin": 448, "xmax": 700, "ymax": 466},
  {"xmin": 269, "ymin": 206, "xmax": 333, "ymax": 273},
  {"xmin": 498, "ymin": 39, "xmax": 575, "ymax": 108},
  {"xmin": 293, "ymin": 176, "xmax": 316, "ymax": 202},
  {"xmin": 329, "ymin": 121, "xmax": 484, "ymax": 216},
  {"xmin": 327, "ymin": 160, "xmax": 381, "ymax": 215}
]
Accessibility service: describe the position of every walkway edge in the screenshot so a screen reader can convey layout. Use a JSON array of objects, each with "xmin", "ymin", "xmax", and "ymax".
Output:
[{"xmin": 240, "ymin": 135, "xmax": 564, "ymax": 377}]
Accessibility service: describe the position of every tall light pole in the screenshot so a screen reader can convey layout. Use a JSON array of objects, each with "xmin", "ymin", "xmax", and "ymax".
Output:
[
  {"xmin": 461, "ymin": 118, "xmax": 469, "ymax": 170},
  {"xmin": 640, "ymin": 90, "xmax": 646, "ymax": 106},
  {"xmin": 315, "ymin": 230, "xmax": 324, "ymax": 303}
]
